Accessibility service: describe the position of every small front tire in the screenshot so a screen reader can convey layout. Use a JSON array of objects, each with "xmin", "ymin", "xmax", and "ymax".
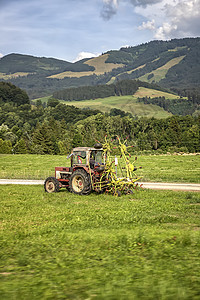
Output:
[{"xmin": 44, "ymin": 177, "xmax": 60, "ymax": 193}]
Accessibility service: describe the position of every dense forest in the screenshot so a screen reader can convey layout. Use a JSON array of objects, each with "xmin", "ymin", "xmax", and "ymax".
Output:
[
  {"xmin": 138, "ymin": 93, "xmax": 200, "ymax": 116},
  {"xmin": 0, "ymin": 82, "xmax": 199, "ymax": 154},
  {"xmin": 53, "ymin": 80, "xmax": 168, "ymax": 101}
]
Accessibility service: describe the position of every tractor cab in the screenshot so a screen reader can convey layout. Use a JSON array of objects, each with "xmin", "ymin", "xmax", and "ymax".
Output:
[{"xmin": 71, "ymin": 145, "xmax": 104, "ymax": 169}]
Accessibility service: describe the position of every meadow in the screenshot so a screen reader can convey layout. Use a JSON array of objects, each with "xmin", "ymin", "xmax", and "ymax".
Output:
[
  {"xmin": 60, "ymin": 95, "xmax": 171, "ymax": 118},
  {"xmin": 138, "ymin": 56, "xmax": 185, "ymax": 83},
  {"xmin": 34, "ymin": 87, "xmax": 177, "ymax": 118},
  {"xmin": 0, "ymin": 154, "xmax": 199, "ymax": 183},
  {"xmin": 0, "ymin": 185, "xmax": 200, "ymax": 299}
]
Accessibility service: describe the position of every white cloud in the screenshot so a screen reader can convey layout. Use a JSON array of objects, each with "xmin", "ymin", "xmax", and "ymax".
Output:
[
  {"xmin": 73, "ymin": 51, "xmax": 100, "ymax": 62},
  {"xmin": 103, "ymin": 0, "xmax": 200, "ymax": 39},
  {"xmin": 0, "ymin": 53, "xmax": 4, "ymax": 58},
  {"xmin": 138, "ymin": 19, "xmax": 155, "ymax": 31},
  {"xmin": 154, "ymin": 22, "xmax": 177, "ymax": 39},
  {"xmin": 136, "ymin": 0, "xmax": 200, "ymax": 39}
]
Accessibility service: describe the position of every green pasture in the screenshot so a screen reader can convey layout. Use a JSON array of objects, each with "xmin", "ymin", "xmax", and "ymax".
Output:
[
  {"xmin": 33, "ymin": 86, "xmax": 181, "ymax": 119},
  {"xmin": 60, "ymin": 95, "xmax": 171, "ymax": 118},
  {"xmin": 0, "ymin": 154, "xmax": 199, "ymax": 183},
  {"xmin": 134, "ymin": 87, "xmax": 179, "ymax": 100},
  {"xmin": 34, "ymin": 92, "xmax": 173, "ymax": 119},
  {"xmin": 139, "ymin": 56, "xmax": 185, "ymax": 84},
  {"xmin": 0, "ymin": 185, "xmax": 200, "ymax": 299}
]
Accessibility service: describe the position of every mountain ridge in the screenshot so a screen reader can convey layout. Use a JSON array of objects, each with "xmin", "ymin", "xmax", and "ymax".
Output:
[{"xmin": 0, "ymin": 37, "xmax": 199, "ymax": 98}]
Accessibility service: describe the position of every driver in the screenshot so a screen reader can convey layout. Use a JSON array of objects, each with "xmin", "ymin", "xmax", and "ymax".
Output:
[{"xmin": 89, "ymin": 151, "xmax": 97, "ymax": 168}]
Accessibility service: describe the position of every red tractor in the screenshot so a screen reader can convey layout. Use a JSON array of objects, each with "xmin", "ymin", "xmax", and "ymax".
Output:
[
  {"xmin": 44, "ymin": 138, "xmax": 140, "ymax": 195},
  {"xmin": 44, "ymin": 144, "xmax": 106, "ymax": 195}
]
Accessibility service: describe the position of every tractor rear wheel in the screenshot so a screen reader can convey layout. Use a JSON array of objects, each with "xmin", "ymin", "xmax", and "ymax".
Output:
[
  {"xmin": 69, "ymin": 169, "xmax": 91, "ymax": 195},
  {"xmin": 44, "ymin": 177, "xmax": 60, "ymax": 193}
]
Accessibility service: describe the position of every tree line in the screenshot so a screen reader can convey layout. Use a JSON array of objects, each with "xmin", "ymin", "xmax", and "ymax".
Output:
[
  {"xmin": 0, "ymin": 82, "xmax": 199, "ymax": 154},
  {"xmin": 138, "ymin": 96, "xmax": 200, "ymax": 116},
  {"xmin": 53, "ymin": 79, "xmax": 168, "ymax": 101}
]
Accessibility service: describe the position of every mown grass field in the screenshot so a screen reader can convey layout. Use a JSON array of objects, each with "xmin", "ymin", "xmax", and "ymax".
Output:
[
  {"xmin": 134, "ymin": 87, "xmax": 180, "ymax": 99},
  {"xmin": 0, "ymin": 185, "xmax": 200, "ymax": 299},
  {"xmin": 34, "ymin": 87, "xmax": 177, "ymax": 118},
  {"xmin": 0, "ymin": 72, "xmax": 30, "ymax": 80},
  {"xmin": 61, "ymin": 95, "xmax": 172, "ymax": 118},
  {"xmin": 48, "ymin": 54, "xmax": 124, "ymax": 79},
  {"xmin": 0, "ymin": 154, "xmax": 199, "ymax": 183},
  {"xmin": 139, "ymin": 56, "xmax": 185, "ymax": 83}
]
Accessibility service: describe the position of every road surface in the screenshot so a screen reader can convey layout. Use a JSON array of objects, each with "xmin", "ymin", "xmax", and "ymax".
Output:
[{"xmin": 0, "ymin": 179, "xmax": 199, "ymax": 192}]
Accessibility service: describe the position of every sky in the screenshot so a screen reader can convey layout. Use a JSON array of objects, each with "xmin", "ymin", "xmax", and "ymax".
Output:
[{"xmin": 0, "ymin": 0, "xmax": 199, "ymax": 62}]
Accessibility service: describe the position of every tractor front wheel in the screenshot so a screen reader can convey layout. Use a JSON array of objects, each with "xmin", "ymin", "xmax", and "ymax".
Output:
[
  {"xmin": 69, "ymin": 169, "xmax": 91, "ymax": 195},
  {"xmin": 44, "ymin": 177, "xmax": 60, "ymax": 193}
]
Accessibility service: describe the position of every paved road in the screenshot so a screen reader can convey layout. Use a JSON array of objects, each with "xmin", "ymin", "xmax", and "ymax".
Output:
[{"xmin": 0, "ymin": 179, "xmax": 200, "ymax": 192}]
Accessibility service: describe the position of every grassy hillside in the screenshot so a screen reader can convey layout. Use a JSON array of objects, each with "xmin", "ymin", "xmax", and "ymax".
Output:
[
  {"xmin": 1, "ymin": 38, "xmax": 199, "ymax": 98},
  {"xmin": 35, "ymin": 87, "xmax": 180, "ymax": 118},
  {"xmin": 138, "ymin": 56, "xmax": 185, "ymax": 83},
  {"xmin": 134, "ymin": 87, "xmax": 179, "ymax": 99},
  {"xmin": 61, "ymin": 95, "xmax": 172, "ymax": 118},
  {"xmin": 0, "ymin": 53, "xmax": 71, "ymax": 75},
  {"xmin": 0, "ymin": 72, "xmax": 31, "ymax": 80},
  {"xmin": 48, "ymin": 54, "xmax": 124, "ymax": 79}
]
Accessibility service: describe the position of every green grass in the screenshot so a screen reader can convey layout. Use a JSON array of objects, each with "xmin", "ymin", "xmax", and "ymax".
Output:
[
  {"xmin": 33, "ymin": 94, "xmax": 172, "ymax": 119},
  {"xmin": 0, "ymin": 185, "xmax": 200, "ymax": 299},
  {"xmin": 0, "ymin": 154, "xmax": 199, "ymax": 183},
  {"xmin": 134, "ymin": 87, "xmax": 180, "ymax": 100},
  {"xmin": 61, "ymin": 95, "xmax": 172, "ymax": 118},
  {"xmin": 33, "ymin": 88, "xmax": 177, "ymax": 119},
  {"xmin": 139, "ymin": 56, "xmax": 185, "ymax": 83},
  {"xmin": 138, "ymin": 154, "xmax": 200, "ymax": 183}
]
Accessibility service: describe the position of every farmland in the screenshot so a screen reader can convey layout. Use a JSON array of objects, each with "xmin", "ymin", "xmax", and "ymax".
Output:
[
  {"xmin": 35, "ymin": 87, "xmax": 178, "ymax": 118},
  {"xmin": 61, "ymin": 95, "xmax": 172, "ymax": 118},
  {"xmin": 48, "ymin": 54, "xmax": 124, "ymax": 79},
  {"xmin": 0, "ymin": 153, "xmax": 200, "ymax": 299},
  {"xmin": 139, "ymin": 56, "xmax": 185, "ymax": 83},
  {"xmin": 0, "ymin": 185, "xmax": 200, "ymax": 299},
  {"xmin": 0, "ymin": 154, "xmax": 199, "ymax": 183}
]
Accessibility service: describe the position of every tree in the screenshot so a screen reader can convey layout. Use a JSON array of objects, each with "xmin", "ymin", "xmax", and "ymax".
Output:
[
  {"xmin": 14, "ymin": 138, "xmax": 27, "ymax": 154},
  {"xmin": 47, "ymin": 98, "xmax": 59, "ymax": 107},
  {"xmin": 0, "ymin": 139, "xmax": 12, "ymax": 154}
]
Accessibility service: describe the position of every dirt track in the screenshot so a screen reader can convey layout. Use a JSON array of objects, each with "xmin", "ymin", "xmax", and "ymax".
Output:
[{"xmin": 0, "ymin": 179, "xmax": 200, "ymax": 192}]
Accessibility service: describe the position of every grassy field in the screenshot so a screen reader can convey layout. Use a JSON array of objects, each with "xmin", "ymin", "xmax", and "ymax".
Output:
[
  {"xmin": 0, "ymin": 154, "xmax": 199, "ymax": 183},
  {"xmin": 61, "ymin": 95, "xmax": 172, "ymax": 118},
  {"xmin": 0, "ymin": 72, "xmax": 30, "ymax": 80},
  {"xmin": 48, "ymin": 54, "xmax": 124, "ymax": 79},
  {"xmin": 139, "ymin": 56, "xmax": 185, "ymax": 83},
  {"xmin": 0, "ymin": 185, "xmax": 199, "ymax": 299},
  {"xmin": 34, "ymin": 87, "xmax": 178, "ymax": 118},
  {"xmin": 134, "ymin": 87, "xmax": 180, "ymax": 99},
  {"xmin": 33, "ymin": 94, "xmax": 171, "ymax": 119}
]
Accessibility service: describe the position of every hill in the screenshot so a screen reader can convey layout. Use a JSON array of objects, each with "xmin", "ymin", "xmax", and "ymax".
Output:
[
  {"xmin": 35, "ymin": 86, "xmax": 184, "ymax": 118},
  {"xmin": 0, "ymin": 82, "xmax": 199, "ymax": 155},
  {"xmin": 0, "ymin": 38, "xmax": 199, "ymax": 99}
]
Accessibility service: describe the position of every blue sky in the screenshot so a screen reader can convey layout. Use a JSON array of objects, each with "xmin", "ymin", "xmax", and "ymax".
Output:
[{"xmin": 0, "ymin": 0, "xmax": 199, "ymax": 62}]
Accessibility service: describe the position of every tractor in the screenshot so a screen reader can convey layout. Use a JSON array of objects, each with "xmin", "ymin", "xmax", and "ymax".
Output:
[{"xmin": 44, "ymin": 137, "xmax": 141, "ymax": 196}]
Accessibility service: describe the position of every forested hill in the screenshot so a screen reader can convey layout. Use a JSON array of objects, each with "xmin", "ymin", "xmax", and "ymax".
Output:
[
  {"xmin": 53, "ymin": 80, "xmax": 168, "ymax": 101},
  {"xmin": 0, "ymin": 82, "xmax": 199, "ymax": 155},
  {"xmin": 0, "ymin": 37, "xmax": 199, "ymax": 98}
]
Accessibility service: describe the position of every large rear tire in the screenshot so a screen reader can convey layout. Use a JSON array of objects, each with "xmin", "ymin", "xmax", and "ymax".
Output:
[
  {"xmin": 44, "ymin": 177, "xmax": 60, "ymax": 193},
  {"xmin": 69, "ymin": 169, "xmax": 91, "ymax": 195}
]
